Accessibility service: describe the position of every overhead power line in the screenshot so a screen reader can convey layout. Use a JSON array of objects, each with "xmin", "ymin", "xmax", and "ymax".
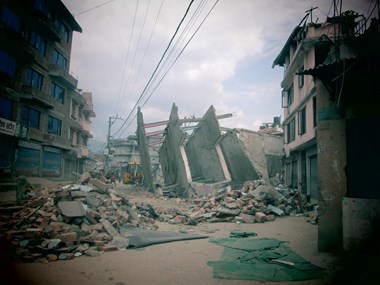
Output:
[
  {"xmin": 119, "ymin": 0, "xmax": 152, "ymax": 115},
  {"xmin": 117, "ymin": 0, "xmax": 221, "ymax": 138},
  {"xmin": 74, "ymin": 0, "xmax": 117, "ymax": 16},
  {"xmin": 115, "ymin": 0, "xmax": 140, "ymax": 115},
  {"xmin": 112, "ymin": 0, "xmax": 196, "ymax": 137}
]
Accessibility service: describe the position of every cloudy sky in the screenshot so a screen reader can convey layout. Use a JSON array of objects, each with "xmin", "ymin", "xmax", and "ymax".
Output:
[{"xmin": 61, "ymin": 0, "xmax": 370, "ymax": 143}]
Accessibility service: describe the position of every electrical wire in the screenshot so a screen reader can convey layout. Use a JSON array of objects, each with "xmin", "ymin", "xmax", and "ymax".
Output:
[
  {"xmin": 131, "ymin": 0, "xmax": 208, "ymax": 111},
  {"xmin": 115, "ymin": 0, "xmax": 140, "ymax": 115},
  {"xmin": 117, "ymin": 0, "xmax": 213, "ymax": 137},
  {"xmin": 119, "ymin": 0, "xmax": 152, "ymax": 115},
  {"xmin": 112, "ymin": 0, "xmax": 196, "ymax": 137},
  {"xmin": 124, "ymin": 0, "xmax": 166, "ymax": 117},
  {"xmin": 117, "ymin": 0, "xmax": 221, "ymax": 137},
  {"xmin": 74, "ymin": 0, "xmax": 117, "ymax": 16}
]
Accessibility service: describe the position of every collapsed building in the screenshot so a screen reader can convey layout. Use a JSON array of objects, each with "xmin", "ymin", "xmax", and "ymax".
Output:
[{"xmin": 137, "ymin": 103, "xmax": 284, "ymax": 198}]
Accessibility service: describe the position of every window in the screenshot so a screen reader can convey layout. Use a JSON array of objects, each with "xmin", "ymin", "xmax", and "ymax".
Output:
[
  {"xmin": 281, "ymin": 90, "xmax": 288, "ymax": 108},
  {"xmin": 50, "ymin": 83, "xmax": 64, "ymax": 104},
  {"xmin": 313, "ymin": 96, "xmax": 317, "ymax": 127},
  {"xmin": 55, "ymin": 20, "xmax": 69, "ymax": 42},
  {"xmin": 23, "ymin": 107, "xmax": 40, "ymax": 129},
  {"xmin": 71, "ymin": 101, "xmax": 78, "ymax": 118},
  {"xmin": 52, "ymin": 49, "xmax": 67, "ymax": 70},
  {"xmin": 286, "ymin": 117, "xmax": 295, "ymax": 143},
  {"xmin": 70, "ymin": 128, "xmax": 76, "ymax": 144},
  {"xmin": 0, "ymin": 97, "xmax": 13, "ymax": 120},
  {"xmin": 0, "ymin": 50, "xmax": 16, "ymax": 78},
  {"xmin": 33, "ymin": 0, "xmax": 49, "ymax": 17},
  {"xmin": 30, "ymin": 31, "xmax": 46, "ymax": 56},
  {"xmin": 298, "ymin": 107, "xmax": 306, "ymax": 135},
  {"xmin": 298, "ymin": 66, "xmax": 304, "ymax": 88},
  {"xmin": 1, "ymin": 5, "xmax": 19, "ymax": 32},
  {"xmin": 288, "ymin": 85, "xmax": 294, "ymax": 106},
  {"xmin": 27, "ymin": 68, "xmax": 43, "ymax": 90},
  {"xmin": 48, "ymin": 116, "xmax": 61, "ymax": 135}
]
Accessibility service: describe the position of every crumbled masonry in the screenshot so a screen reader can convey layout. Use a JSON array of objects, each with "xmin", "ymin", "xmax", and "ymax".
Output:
[{"xmin": 0, "ymin": 173, "xmax": 318, "ymax": 263}]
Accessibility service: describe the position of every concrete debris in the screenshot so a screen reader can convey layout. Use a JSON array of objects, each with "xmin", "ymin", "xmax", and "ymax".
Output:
[
  {"xmin": 57, "ymin": 201, "xmax": 86, "ymax": 217},
  {"xmin": 0, "ymin": 174, "xmax": 317, "ymax": 263}
]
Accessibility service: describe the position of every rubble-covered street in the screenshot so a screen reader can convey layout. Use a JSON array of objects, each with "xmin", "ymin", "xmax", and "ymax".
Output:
[{"xmin": 0, "ymin": 175, "xmax": 340, "ymax": 285}]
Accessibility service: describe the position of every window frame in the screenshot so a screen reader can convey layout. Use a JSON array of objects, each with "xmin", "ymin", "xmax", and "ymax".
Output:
[
  {"xmin": 55, "ymin": 19, "xmax": 69, "ymax": 43},
  {"xmin": 0, "ymin": 97, "xmax": 13, "ymax": 120},
  {"xmin": 298, "ymin": 66, "xmax": 304, "ymax": 88},
  {"xmin": 52, "ymin": 49, "xmax": 67, "ymax": 70},
  {"xmin": 30, "ymin": 31, "xmax": 46, "ymax": 56},
  {"xmin": 1, "ymin": 4, "xmax": 20, "ymax": 32},
  {"xmin": 27, "ymin": 67, "xmax": 44, "ymax": 90},
  {"xmin": 23, "ymin": 107, "xmax": 40, "ymax": 129},
  {"xmin": 0, "ymin": 50, "xmax": 16, "ymax": 78},
  {"xmin": 47, "ymin": 115, "xmax": 61, "ymax": 135},
  {"xmin": 286, "ymin": 117, "xmax": 296, "ymax": 143},
  {"xmin": 287, "ymin": 85, "xmax": 294, "ymax": 106},
  {"xmin": 298, "ymin": 107, "xmax": 306, "ymax": 135},
  {"xmin": 50, "ymin": 82, "xmax": 65, "ymax": 104}
]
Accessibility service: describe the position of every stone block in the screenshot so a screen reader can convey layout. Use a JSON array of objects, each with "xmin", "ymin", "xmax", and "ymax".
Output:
[
  {"xmin": 255, "ymin": 212, "xmax": 267, "ymax": 223},
  {"xmin": 78, "ymin": 172, "xmax": 91, "ymax": 184},
  {"xmin": 89, "ymin": 179, "xmax": 108, "ymax": 193},
  {"xmin": 59, "ymin": 232, "xmax": 78, "ymax": 243},
  {"xmin": 100, "ymin": 219, "xmax": 118, "ymax": 237},
  {"xmin": 58, "ymin": 201, "xmax": 86, "ymax": 217}
]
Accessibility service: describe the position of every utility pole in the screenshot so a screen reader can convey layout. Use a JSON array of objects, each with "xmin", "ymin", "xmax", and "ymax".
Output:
[
  {"xmin": 105, "ymin": 115, "xmax": 123, "ymax": 171},
  {"xmin": 305, "ymin": 6, "xmax": 318, "ymax": 23}
]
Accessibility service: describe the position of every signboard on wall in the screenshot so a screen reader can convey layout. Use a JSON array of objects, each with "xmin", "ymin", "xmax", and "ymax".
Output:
[
  {"xmin": 0, "ymin": 117, "xmax": 16, "ymax": 136},
  {"xmin": 0, "ymin": 117, "xmax": 28, "ymax": 138}
]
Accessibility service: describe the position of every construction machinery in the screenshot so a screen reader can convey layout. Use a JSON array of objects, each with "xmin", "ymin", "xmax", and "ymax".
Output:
[{"xmin": 122, "ymin": 162, "xmax": 143, "ymax": 184}]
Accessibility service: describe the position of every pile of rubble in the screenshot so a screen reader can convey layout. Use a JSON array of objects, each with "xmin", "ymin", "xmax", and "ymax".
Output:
[
  {"xmin": 0, "ymin": 174, "xmax": 318, "ymax": 263},
  {"xmin": 0, "ymin": 175, "xmax": 156, "ymax": 263},
  {"xmin": 152, "ymin": 179, "xmax": 318, "ymax": 225}
]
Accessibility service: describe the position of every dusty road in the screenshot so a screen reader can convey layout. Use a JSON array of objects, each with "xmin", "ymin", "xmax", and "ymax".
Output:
[
  {"xmin": 1, "ymin": 180, "xmax": 341, "ymax": 285},
  {"xmin": 7, "ymin": 217, "xmax": 336, "ymax": 285}
]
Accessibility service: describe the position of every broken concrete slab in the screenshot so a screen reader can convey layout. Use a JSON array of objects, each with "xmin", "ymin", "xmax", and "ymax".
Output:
[
  {"xmin": 89, "ymin": 179, "xmax": 108, "ymax": 193},
  {"xmin": 100, "ymin": 219, "xmax": 118, "ymax": 237},
  {"xmin": 267, "ymin": 204, "xmax": 284, "ymax": 216},
  {"xmin": 78, "ymin": 172, "xmax": 91, "ymax": 184},
  {"xmin": 58, "ymin": 201, "xmax": 86, "ymax": 217}
]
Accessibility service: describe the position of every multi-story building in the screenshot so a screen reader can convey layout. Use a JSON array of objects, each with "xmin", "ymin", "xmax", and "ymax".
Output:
[
  {"xmin": 272, "ymin": 15, "xmax": 341, "ymax": 200},
  {"xmin": 109, "ymin": 136, "xmax": 140, "ymax": 168},
  {"xmin": 274, "ymin": 9, "xmax": 379, "ymax": 252},
  {"xmin": 0, "ymin": 0, "xmax": 95, "ymax": 180}
]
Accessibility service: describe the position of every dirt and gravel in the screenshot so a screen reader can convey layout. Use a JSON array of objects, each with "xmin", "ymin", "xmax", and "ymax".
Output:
[{"xmin": 1, "ymin": 178, "xmax": 375, "ymax": 285}]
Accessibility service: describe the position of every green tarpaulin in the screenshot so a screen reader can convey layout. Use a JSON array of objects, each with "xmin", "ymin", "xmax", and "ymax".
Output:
[{"xmin": 208, "ymin": 236, "xmax": 326, "ymax": 282}]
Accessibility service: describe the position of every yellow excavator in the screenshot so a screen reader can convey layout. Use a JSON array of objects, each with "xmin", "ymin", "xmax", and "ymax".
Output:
[{"xmin": 123, "ymin": 162, "xmax": 143, "ymax": 184}]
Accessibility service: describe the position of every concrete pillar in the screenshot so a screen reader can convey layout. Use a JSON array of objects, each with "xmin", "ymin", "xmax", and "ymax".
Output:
[{"xmin": 316, "ymin": 80, "xmax": 347, "ymax": 252}]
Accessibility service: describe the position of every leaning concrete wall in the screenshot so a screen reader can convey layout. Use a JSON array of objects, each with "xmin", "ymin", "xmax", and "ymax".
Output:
[
  {"xmin": 185, "ymin": 106, "xmax": 227, "ymax": 183},
  {"xmin": 219, "ymin": 131, "xmax": 260, "ymax": 182},
  {"xmin": 159, "ymin": 104, "xmax": 192, "ymax": 197},
  {"xmin": 262, "ymin": 133, "xmax": 284, "ymax": 178},
  {"xmin": 236, "ymin": 129, "xmax": 284, "ymax": 180},
  {"xmin": 136, "ymin": 107, "xmax": 155, "ymax": 193}
]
